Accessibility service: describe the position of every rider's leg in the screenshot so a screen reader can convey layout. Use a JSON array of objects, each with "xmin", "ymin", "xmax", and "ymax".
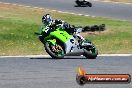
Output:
[
  {"xmin": 74, "ymin": 34, "xmax": 92, "ymax": 47},
  {"xmin": 75, "ymin": 34, "xmax": 85, "ymax": 41}
]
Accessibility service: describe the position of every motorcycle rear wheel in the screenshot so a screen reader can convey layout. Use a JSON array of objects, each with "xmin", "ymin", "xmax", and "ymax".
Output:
[
  {"xmin": 87, "ymin": 2, "xmax": 92, "ymax": 7},
  {"xmin": 82, "ymin": 41, "xmax": 98, "ymax": 59},
  {"xmin": 83, "ymin": 48, "xmax": 98, "ymax": 59}
]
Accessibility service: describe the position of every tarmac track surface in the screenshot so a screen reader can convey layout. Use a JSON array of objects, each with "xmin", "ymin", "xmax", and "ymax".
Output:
[
  {"xmin": 0, "ymin": 56, "xmax": 132, "ymax": 88},
  {"xmin": 0, "ymin": 0, "xmax": 132, "ymax": 21}
]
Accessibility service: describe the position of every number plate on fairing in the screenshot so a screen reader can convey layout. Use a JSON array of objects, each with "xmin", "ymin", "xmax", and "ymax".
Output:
[{"xmin": 65, "ymin": 36, "xmax": 82, "ymax": 54}]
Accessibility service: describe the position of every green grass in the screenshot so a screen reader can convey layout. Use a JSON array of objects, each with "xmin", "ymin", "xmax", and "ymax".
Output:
[
  {"xmin": 0, "ymin": 3, "xmax": 132, "ymax": 55},
  {"xmin": 86, "ymin": 29, "xmax": 132, "ymax": 54}
]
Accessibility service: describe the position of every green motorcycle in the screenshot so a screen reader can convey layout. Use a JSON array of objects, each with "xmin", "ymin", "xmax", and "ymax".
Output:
[{"xmin": 35, "ymin": 25, "xmax": 98, "ymax": 59}]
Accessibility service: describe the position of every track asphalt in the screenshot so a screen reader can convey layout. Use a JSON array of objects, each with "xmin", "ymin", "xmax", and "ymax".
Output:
[
  {"xmin": 0, "ymin": 0, "xmax": 132, "ymax": 21},
  {"xmin": 0, "ymin": 56, "xmax": 132, "ymax": 88}
]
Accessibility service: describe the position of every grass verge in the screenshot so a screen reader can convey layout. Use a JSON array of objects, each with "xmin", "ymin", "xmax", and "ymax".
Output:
[
  {"xmin": 107, "ymin": 0, "xmax": 132, "ymax": 3},
  {"xmin": 0, "ymin": 3, "xmax": 132, "ymax": 55}
]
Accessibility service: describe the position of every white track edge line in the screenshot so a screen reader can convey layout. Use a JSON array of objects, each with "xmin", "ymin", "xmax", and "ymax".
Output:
[{"xmin": 0, "ymin": 54, "xmax": 132, "ymax": 58}]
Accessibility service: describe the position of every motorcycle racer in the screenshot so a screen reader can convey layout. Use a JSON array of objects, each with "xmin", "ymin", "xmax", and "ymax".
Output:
[
  {"xmin": 42, "ymin": 14, "xmax": 75, "ymax": 34},
  {"xmin": 41, "ymin": 14, "xmax": 90, "ymax": 47},
  {"xmin": 75, "ymin": 0, "xmax": 92, "ymax": 7}
]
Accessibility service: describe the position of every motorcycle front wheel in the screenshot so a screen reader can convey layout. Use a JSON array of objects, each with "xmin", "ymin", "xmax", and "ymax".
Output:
[{"xmin": 44, "ymin": 42, "xmax": 64, "ymax": 59}]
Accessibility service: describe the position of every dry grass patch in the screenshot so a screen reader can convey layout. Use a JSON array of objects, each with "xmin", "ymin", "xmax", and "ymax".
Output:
[{"xmin": 106, "ymin": 0, "xmax": 132, "ymax": 3}]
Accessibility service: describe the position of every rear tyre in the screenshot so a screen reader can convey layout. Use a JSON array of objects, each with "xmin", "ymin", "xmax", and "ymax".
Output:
[
  {"xmin": 83, "ymin": 49, "xmax": 98, "ymax": 59},
  {"xmin": 82, "ymin": 40, "xmax": 98, "ymax": 59},
  {"xmin": 44, "ymin": 42, "xmax": 64, "ymax": 59},
  {"xmin": 87, "ymin": 2, "xmax": 92, "ymax": 7}
]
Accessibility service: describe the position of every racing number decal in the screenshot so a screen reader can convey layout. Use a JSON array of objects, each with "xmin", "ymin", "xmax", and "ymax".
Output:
[{"xmin": 45, "ymin": 26, "xmax": 50, "ymax": 33}]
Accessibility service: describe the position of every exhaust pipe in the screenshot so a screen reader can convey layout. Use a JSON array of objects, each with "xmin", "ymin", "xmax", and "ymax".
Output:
[{"xmin": 65, "ymin": 50, "xmax": 84, "ymax": 56}]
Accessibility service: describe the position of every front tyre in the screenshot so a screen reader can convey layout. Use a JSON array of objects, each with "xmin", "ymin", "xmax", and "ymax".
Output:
[{"xmin": 44, "ymin": 42, "xmax": 64, "ymax": 59}]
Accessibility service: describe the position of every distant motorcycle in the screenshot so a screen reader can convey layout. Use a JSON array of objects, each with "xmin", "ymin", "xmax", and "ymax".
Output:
[{"xmin": 75, "ymin": 0, "xmax": 92, "ymax": 7}]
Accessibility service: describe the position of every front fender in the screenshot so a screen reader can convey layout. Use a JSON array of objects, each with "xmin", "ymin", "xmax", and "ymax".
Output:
[{"xmin": 46, "ymin": 39, "xmax": 56, "ymax": 45}]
